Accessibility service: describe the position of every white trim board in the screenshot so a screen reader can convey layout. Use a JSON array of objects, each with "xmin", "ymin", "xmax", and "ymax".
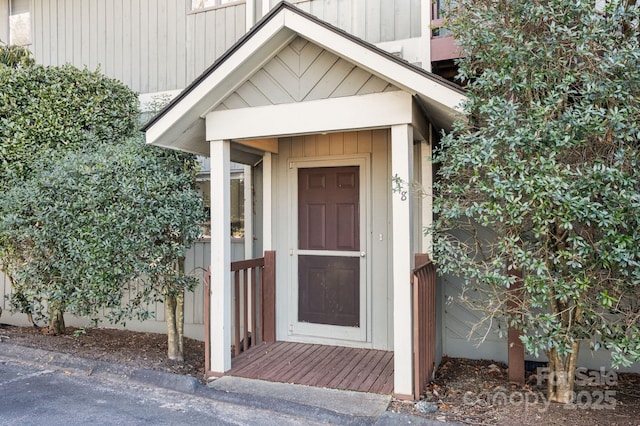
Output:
[{"xmin": 206, "ymin": 91, "xmax": 413, "ymax": 141}]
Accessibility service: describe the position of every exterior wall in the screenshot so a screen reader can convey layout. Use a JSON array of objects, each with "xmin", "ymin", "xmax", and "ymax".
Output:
[
  {"xmin": 271, "ymin": 129, "xmax": 393, "ymax": 351},
  {"xmin": 0, "ymin": 239, "xmax": 245, "ymax": 341},
  {"xmin": 11, "ymin": 0, "xmax": 427, "ymax": 97},
  {"xmin": 440, "ymin": 226, "xmax": 640, "ymax": 373},
  {"xmin": 185, "ymin": 1, "xmax": 247, "ymax": 83},
  {"xmin": 264, "ymin": 0, "xmax": 422, "ymax": 44},
  {"xmin": 29, "ymin": 0, "xmax": 246, "ymax": 94}
]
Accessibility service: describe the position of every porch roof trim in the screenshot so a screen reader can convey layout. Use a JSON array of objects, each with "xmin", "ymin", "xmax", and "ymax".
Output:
[{"xmin": 142, "ymin": 1, "xmax": 466, "ymax": 156}]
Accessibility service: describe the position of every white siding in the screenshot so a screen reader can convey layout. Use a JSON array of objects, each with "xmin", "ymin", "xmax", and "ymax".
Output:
[
  {"xmin": 0, "ymin": 265, "xmax": 11, "ymax": 314},
  {"xmin": 0, "ymin": 0, "xmax": 9, "ymax": 43}
]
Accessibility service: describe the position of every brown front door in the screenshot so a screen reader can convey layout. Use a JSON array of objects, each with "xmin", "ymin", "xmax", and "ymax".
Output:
[{"xmin": 297, "ymin": 166, "xmax": 360, "ymax": 327}]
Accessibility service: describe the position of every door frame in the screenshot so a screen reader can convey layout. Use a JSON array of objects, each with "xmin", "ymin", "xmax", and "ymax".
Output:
[{"xmin": 287, "ymin": 154, "xmax": 371, "ymax": 345}]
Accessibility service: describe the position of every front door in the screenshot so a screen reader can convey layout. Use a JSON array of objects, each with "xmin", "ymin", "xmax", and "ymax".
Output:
[{"xmin": 291, "ymin": 163, "xmax": 367, "ymax": 343}]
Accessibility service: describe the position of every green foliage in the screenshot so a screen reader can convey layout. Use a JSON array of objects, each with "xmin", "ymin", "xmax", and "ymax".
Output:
[
  {"xmin": 0, "ymin": 64, "xmax": 139, "ymax": 187},
  {"xmin": 433, "ymin": 0, "xmax": 640, "ymax": 367},
  {"xmin": 0, "ymin": 41, "xmax": 35, "ymax": 68},
  {"xmin": 0, "ymin": 136, "xmax": 205, "ymax": 325}
]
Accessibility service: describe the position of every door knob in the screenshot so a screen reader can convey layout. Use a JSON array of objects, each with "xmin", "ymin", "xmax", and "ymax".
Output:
[{"xmin": 360, "ymin": 252, "xmax": 366, "ymax": 257}]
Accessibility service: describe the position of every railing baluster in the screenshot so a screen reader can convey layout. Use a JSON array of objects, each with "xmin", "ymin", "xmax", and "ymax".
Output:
[
  {"xmin": 205, "ymin": 254, "xmax": 275, "ymax": 375},
  {"xmin": 243, "ymin": 268, "xmax": 249, "ymax": 352},
  {"xmin": 258, "ymin": 263, "xmax": 264, "ymax": 343},
  {"xmin": 234, "ymin": 269, "xmax": 241, "ymax": 356},
  {"xmin": 251, "ymin": 266, "xmax": 258, "ymax": 345}
]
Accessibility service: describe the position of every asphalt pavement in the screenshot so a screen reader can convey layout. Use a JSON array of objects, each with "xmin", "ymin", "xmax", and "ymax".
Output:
[{"xmin": 0, "ymin": 342, "xmax": 451, "ymax": 425}]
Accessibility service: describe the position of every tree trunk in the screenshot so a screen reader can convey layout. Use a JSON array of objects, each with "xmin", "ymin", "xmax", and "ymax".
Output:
[
  {"xmin": 177, "ymin": 289, "xmax": 184, "ymax": 356},
  {"xmin": 546, "ymin": 343, "xmax": 580, "ymax": 404},
  {"xmin": 165, "ymin": 293, "xmax": 183, "ymax": 361},
  {"xmin": 165, "ymin": 257, "xmax": 187, "ymax": 361},
  {"xmin": 48, "ymin": 304, "xmax": 65, "ymax": 335}
]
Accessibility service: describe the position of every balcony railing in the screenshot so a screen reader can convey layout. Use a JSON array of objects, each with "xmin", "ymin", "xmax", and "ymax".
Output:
[{"xmin": 431, "ymin": 3, "xmax": 462, "ymax": 62}]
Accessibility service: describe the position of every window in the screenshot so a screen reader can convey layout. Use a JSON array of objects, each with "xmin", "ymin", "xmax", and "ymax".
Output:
[
  {"xmin": 196, "ymin": 172, "xmax": 245, "ymax": 239},
  {"xmin": 191, "ymin": 0, "xmax": 238, "ymax": 11},
  {"xmin": 229, "ymin": 177, "xmax": 245, "ymax": 238},
  {"xmin": 9, "ymin": 0, "xmax": 31, "ymax": 46}
]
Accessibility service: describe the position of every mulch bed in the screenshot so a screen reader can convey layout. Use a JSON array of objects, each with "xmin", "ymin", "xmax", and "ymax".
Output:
[{"xmin": 0, "ymin": 324, "xmax": 206, "ymax": 382}]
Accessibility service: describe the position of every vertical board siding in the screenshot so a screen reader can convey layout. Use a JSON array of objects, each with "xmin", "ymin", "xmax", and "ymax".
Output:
[
  {"xmin": 186, "ymin": 3, "xmax": 246, "ymax": 83},
  {"xmin": 0, "ymin": 267, "xmax": 8, "ymax": 312},
  {"xmin": 280, "ymin": 0, "xmax": 421, "ymax": 43},
  {"xmin": 0, "ymin": 240, "xmax": 240, "ymax": 340},
  {"xmin": 146, "ymin": 0, "xmax": 158, "ymax": 92},
  {"xmin": 0, "ymin": 0, "xmax": 9, "ymax": 43},
  {"xmin": 104, "ymin": 0, "xmax": 113, "ymax": 78},
  {"xmin": 31, "ymin": 1, "xmax": 246, "ymax": 94},
  {"xmin": 30, "ymin": 0, "xmax": 415, "ymax": 95}
]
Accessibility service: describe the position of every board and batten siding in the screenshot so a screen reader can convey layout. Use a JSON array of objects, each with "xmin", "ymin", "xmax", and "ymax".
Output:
[
  {"xmin": 26, "ymin": 0, "xmax": 423, "ymax": 95},
  {"xmin": 266, "ymin": 0, "xmax": 422, "ymax": 43},
  {"xmin": 0, "ymin": 240, "xmax": 244, "ymax": 341},
  {"xmin": 30, "ymin": 0, "xmax": 245, "ymax": 94}
]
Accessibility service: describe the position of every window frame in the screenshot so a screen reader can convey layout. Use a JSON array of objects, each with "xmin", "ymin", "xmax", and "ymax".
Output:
[
  {"xmin": 189, "ymin": 0, "xmax": 245, "ymax": 14},
  {"xmin": 8, "ymin": 0, "xmax": 31, "ymax": 47}
]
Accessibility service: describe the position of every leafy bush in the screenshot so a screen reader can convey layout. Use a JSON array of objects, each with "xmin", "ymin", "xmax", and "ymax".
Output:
[
  {"xmin": 0, "ymin": 136, "xmax": 205, "ymax": 328},
  {"xmin": 433, "ymin": 0, "xmax": 640, "ymax": 402},
  {"xmin": 0, "ymin": 64, "xmax": 139, "ymax": 186}
]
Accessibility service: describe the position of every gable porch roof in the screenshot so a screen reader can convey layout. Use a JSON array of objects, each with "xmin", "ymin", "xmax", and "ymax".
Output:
[{"xmin": 141, "ymin": 1, "xmax": 465, "ymax": 156}]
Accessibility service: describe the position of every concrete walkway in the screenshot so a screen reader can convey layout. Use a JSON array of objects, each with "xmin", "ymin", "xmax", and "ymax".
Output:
[
  {"xmin": 208, "ymin": 376, "xmax": 390, "ymax": 417},
  {"xmin": 0, "ymin": 342, "xmax": 453, "ymax": 425}
]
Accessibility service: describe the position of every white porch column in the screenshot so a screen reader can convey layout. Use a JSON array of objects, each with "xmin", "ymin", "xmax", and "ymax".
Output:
[
  {"xmin": 420, "ymin": 0, "xmax": 433, "ymax": 72},
  {"xmin": 421, "ymin": 137, "xmax": 433, "ymax": 255},
  {"xmin": 262, "ymin": 152, "xmax": 273, "ymax": 251},
  {"xmin": 392, "ymin": 124, "xmax": 415, "ymax": 398},
  {"xmin": 210, "ymin": 139, "xmax": 232, "ymax": 374}
]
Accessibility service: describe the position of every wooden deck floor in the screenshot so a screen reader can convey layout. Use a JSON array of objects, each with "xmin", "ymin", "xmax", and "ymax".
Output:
[{"xmin": 227, "ymin": 341, "xmax": 394, "ymax": 394}]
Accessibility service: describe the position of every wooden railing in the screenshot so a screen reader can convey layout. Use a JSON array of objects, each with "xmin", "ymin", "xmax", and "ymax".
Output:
[
  {"xmin": 230, "ymin": 251, "xmax": 276, "ymax": 355},
  {"xmin": 412, "ymin": 253, "xmax": 437, "ymax": 399},
  {"xmin": 204, "ymin": 251, "xmax": 276, "ymax": 373}
]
